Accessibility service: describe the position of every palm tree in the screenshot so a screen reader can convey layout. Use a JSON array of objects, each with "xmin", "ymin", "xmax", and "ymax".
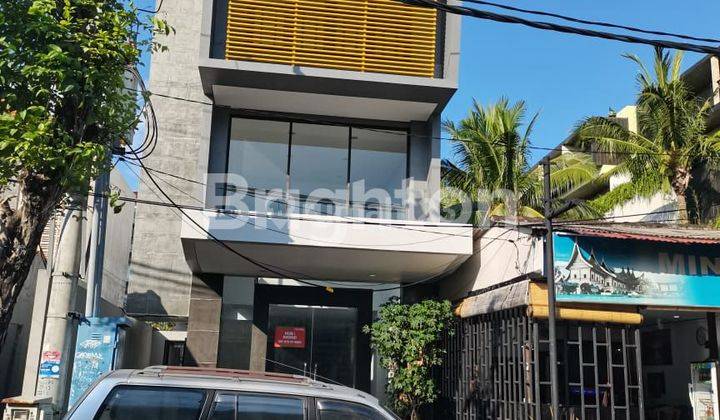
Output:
[
  {"xmin": 575, "ymin": 48, "xmax": 720, "ymax": 223},
  {"xmin": 442, "ymin": 98, "xmax": 599, "ymax": 225}
]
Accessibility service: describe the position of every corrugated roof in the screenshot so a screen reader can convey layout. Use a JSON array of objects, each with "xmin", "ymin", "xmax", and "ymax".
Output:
[{"xmin": 556, "ymin": 223, "xmax": 720, "ymax": 245}]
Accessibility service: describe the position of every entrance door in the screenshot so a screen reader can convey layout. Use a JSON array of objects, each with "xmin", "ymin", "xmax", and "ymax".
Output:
[{"xmin": 267, "ymin": 304, "xmax": 358, "ymax": 388}]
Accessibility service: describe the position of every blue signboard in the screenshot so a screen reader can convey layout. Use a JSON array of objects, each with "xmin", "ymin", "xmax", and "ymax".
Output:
[
  {"xmin": 68, "ymin": 317, "xmax": 130, "ymax": 409},
  {"xmin": 553, "ymin": 233, "xmax": 720, "ymax": 308}
]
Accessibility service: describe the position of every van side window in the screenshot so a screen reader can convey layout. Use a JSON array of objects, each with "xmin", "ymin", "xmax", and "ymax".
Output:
[
  {"xmin": 316, "ymin": 399, "xmax": 386, "ymax": 420},
  {"xmin": 94, "ymin": 386, "xmax": 206, "ymax": 420},
  {"xmin": 208, "ymin": 392, "xmax": 305, "ymax": 420}
]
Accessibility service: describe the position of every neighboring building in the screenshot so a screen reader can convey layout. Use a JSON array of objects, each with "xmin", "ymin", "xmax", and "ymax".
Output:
[
  {"xmin": 0, "ymin": 168, "xmax": 135, "ymax": 401},
  {"xmin": 126, "ymin": 0, "xmax": 472, "ymax": 396},
  {"xmin": 435, "ymin": 222, "xmax": 720, "ymax": 419},
  {"xmin": 536, "ymin": 55, "xmax": 720, "ymax": 224}
]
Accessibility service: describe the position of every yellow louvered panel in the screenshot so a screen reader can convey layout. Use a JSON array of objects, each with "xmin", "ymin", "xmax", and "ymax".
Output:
[{"xmin": 226, "ymin": 0, "xmax": 438, "ymax": 78}]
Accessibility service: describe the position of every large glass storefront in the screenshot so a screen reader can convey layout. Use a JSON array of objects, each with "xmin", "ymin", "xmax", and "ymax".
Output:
[
  {"xmin": 253, "ymin": 284, "xmax": 373, "ymax": 392},
  {"xmin": 267, "ymin": 304, "xmax": 358, "ymax": 388},
  {"xmin": 225, "ymin": 118, "xmax": 408, "ymax": 219}
]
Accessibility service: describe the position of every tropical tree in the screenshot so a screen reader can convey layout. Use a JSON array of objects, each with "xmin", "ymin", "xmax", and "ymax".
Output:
[
  {"xmin": 0, "ymin": 0, "xmax": 170, "ymax": 347},
  {"xmin": 364, "ymin": 297, "xmax": 454, "ymax": 420},
  {"xmin": 575, "ymin": 48, "xmax": 720, "ymax": 223},
  {"xmin": 442, "ymin": 98, "xmax": 599, "ymax": 225}
]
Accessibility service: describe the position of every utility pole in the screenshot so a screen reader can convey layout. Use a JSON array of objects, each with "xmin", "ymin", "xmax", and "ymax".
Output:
[
  {"xmin": 542, "ymin": 157, "xmax": 560, "ymax": 418},
  {"xmin": 85, "ymin": 167, "xmax": 110, "ymax": 317},
  {"xmin": 36, "ymin": 194, "xmax": 85, "ymax": 413}
]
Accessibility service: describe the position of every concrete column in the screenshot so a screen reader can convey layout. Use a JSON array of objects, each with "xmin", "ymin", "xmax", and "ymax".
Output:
[
  {"xmin": 408, "ymin": 116, "xmax": 441, "ymax": 222},
  {"xmin": 217, "ymin": 277, "xmax": 266, "ymax": 371},
  {"xmin": 36, "ymin": 196, "xmax": 85, "ymax": 412},
  {"xmin": 183, "ymin": 274, "xmax": 222, "ymax": 368}
]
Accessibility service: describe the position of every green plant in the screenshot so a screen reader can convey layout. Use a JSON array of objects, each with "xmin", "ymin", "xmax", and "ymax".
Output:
[
  {"xmin": 363, "ymin": 297, "xmax": 454, "ymax": 420},
  {"xmin": 442, "ymin": 98, "xmax": 599, "ymax": 224},
  {"xmin": 576, "ymin": 48, "xmax": 720, "ymax": 223},
  {"xmin": 0, "ymin": 0, "xmax": 171, "ymax": 348},
  {"xmin": 148, "ymin": 321, "xmax": 176, "ymax": 331}
]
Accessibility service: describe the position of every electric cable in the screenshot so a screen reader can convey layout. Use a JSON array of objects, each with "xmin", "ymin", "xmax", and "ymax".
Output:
[
  {"xmin": 131, "ymin": 90, "xmax": 720, "ymax": 160},
  {"xmin": 400, "ymin": 0, "xmax": 720, "ymax": 55},
  {"xmin": 124, "ymin": 161, "xmax": 467, "ymax": 248},
  {"xmin": 127, "ymin": 146, "xmax": 331, "ymax": 290},
  {"xmin": 461, "ymin": 0, "xmax": 720, "ymax": 44},
  {"xmin": 137, "ymin": 0, "xmax": 164, "ymax": 14}
]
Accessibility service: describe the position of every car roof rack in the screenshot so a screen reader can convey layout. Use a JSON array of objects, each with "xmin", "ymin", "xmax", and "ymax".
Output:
[{"xmin": 137, "ymin": 366, "xmax": 320, "ymax": 386}]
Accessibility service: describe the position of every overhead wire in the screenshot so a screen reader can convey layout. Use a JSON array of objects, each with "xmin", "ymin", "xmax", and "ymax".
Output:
[
  {"xmin": 126, "ymin": 147, "xmax": 332, "ymax": 290},
  {"xmin": 400, "ymin": 0, "xmax": 720, "ymax": 55},
  {"xmin": 133, "ymin": 90, "xmax": 720, "ymax": 160},
  {"xmin": 460, "ymin": 0, "xmax": 720, "ymax": 44},
  {"xmin": 137, "ymin": 0, "xmax": 164, "ymax": 14}
]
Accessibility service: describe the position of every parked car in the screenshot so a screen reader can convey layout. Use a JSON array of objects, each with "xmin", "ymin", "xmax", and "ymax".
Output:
[{"xmin": 64, "ymin": 366, "xmax": 399, "ymax": 419}]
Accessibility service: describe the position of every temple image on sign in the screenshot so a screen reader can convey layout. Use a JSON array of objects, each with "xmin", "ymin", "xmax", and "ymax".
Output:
[{"xmin": 556, "ymin": 242, "xmax": 649, "ymax": 296}]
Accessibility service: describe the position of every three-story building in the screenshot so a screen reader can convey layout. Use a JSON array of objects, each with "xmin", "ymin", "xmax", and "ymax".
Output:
[{"xmin": 126, "ymin": 0, "xmax": 472, "ymax": 395}]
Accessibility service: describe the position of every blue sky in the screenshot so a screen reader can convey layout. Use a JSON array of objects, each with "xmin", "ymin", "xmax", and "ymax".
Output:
[
  {"xmin": 120, "ymin": 0, "xmax": 720, "ymax": 191},
  {"xmin": 443, "ymin": 0, "xmax": 720, "ymax": 164}
]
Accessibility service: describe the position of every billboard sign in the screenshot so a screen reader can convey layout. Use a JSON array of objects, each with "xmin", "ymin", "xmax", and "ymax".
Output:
[{"xmin": 553, "ymin": 233, "xmax": 720, "ymax": 308}]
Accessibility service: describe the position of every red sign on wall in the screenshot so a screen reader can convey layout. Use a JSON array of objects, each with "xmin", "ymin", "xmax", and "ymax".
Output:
[{"xmin": 274, "ymin": 327, "xmax": 306, "ymax": 348}]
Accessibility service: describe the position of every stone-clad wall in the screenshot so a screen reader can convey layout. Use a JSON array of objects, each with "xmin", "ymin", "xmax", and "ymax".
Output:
[{"xmin": 126, "ymin": 0, "xmax": 212, "ymax": 318}]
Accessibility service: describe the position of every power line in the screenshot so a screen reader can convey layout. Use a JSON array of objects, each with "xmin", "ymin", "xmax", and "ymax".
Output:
[
  {"xmin": 132, "ymin": 90, "xmax": 720, "ymax": 160},
  {"xmin": 461, "ymin": 0, "xmax": 720, "ymax": 44},
  {"xmin": 121, "ymin": 159, "xmax": 474, "ymax": 238},
  {"xmin": 401, "ymin": 0, "xmax": 720, "ymax": 55},
  {"xmin": 137, "ymin": 0, "xmax": 164, "ymax": 14},
  {"xmin": 123, "ymin": 161, "xmax": 465, "ymax": 248},
  {"xmin": 127, "ymin": 147, "xmax": 331, "ymax": 290},
  {"xmin": 126, "ymin": 146, "xmax": 487, "ymax": 292}
]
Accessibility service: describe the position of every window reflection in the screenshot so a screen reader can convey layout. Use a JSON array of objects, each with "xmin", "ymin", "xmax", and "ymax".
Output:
[
  {"xmin": 225, "ymin": 118, "xmax": 408, "ymax": 219},
  {"xmin": 350, "ymin": 128, "xmax": 406, "ymax": 219},
  {"xmin": 227, "ymin": 119, "xmax": 289, "ymax": 212},
  {"xmin": 290, "ymin": 123, "xmax": 349, "ymax": 215}
]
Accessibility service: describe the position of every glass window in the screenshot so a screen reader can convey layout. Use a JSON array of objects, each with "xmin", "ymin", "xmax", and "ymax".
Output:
[
  {"xmin": 317, "ymin": 399, "xmax": 386, "ymax": 420},
  {"xmin": 209, "ymin": 393, "xmax": 235, "ymax": 420},
  {"xmin": 349, "ymin": 128, "xmax": 407, "ymax": 219},
  {"xmin": 289, "ymin": 123, "xmax": 349, "ymax": 215},
  {"xmin": 227, "ymin": 119, "xmax": 290, "ymax": 212},
  {"xmin": 94, "ymin": 386, "xmax": 206, "ymax": 420},
  {"xmin": 208, "ymin": 392, "xmax": 305, "ymax": 420}
]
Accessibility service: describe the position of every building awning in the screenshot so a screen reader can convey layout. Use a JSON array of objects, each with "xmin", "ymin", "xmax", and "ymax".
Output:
[
  {"xmin": 556, "ymin": 223, "xmax": 720, "ymax": 245},
  {"xmin": 528, "ymin": 282, "xmax": 644, "ymax": 325},
  {"xmin": 455, "ymin": 279, "xmax": 644, "ymax": 325},
  {"xmin": 180, "ymin": 210, "xmax": 473, "ymax": 283}
]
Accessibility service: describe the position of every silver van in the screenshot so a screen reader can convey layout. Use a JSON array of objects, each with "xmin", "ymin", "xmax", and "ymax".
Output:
[{"xmin": 65, "ymin": 366, "xmax": 399, "ymax": 420}]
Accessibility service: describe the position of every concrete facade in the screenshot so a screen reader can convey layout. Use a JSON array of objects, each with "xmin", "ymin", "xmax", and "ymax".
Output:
[
  {"xmin": 126, "ymin": 0, "xmax": 467, "ymax": 317},
  {"xmin": 125, "ymin": 0, "xmax": 468, "ymax": 399},
  {"xmin": 125, "ymin": 0, "xmax": 211, "ymax": 318}
]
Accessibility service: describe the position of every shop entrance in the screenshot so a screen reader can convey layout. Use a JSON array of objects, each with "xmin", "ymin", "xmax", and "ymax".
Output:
[
  {"xmin": 253, "ymin": 284, "xmax": 373, "ymax": 392},
  {"xmin": 267, "ymin": 304, "xmax": 358, "ymax": 388},
  {"xmin": 640, "ymin": 310, "xmax": 718, "ymax": 419}
]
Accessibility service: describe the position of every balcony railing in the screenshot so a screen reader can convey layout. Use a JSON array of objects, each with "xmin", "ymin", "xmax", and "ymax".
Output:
[{"xmin": 225, "ymin": 0, "xmax": 438, "ymax": 77}]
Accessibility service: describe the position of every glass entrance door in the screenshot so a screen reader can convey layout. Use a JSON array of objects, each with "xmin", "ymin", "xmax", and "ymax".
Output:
[{"xmin": 267, "ymin": 304, "xmax": 358, "ymax": 388}]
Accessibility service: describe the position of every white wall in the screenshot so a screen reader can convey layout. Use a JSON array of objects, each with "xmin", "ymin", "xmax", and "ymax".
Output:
[{"xmin": 438, "ymin": 226, "xmax": 543, "ymax": 301}]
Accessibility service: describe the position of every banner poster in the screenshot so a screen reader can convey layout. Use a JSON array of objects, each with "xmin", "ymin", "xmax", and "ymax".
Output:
[{"xmin": 553, "ymin": 233, "xmax": 720, "ymax": 308}]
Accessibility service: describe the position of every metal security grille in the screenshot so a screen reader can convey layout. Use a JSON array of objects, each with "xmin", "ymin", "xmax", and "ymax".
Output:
[
  {"xmin": 438, "ymin": 308, "xmax": 644, "ymax": 419},
  {"xmin": 225, "ymin": 0, "xmax": 438, "ymax": 77}
]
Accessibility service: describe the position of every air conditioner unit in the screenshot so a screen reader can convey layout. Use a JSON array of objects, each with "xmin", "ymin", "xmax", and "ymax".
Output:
[{"xmin": 1, "ymin": 396, "xmax": 54, "ymax": 420}]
